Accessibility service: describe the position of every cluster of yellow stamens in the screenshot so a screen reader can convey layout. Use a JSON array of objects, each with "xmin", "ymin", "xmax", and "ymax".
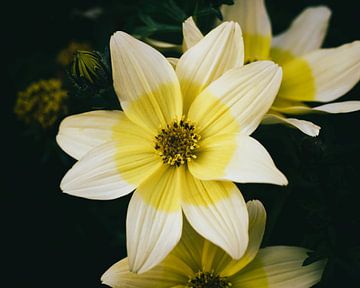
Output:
[
  {"xmin": 187, "ymin": 271, "xmax": 232, "ymax": 288},
  {"xmin": 154, "ymin": 118, "xmax": 201, "ymax": 167},
  {"xmin": 14, "ymin": 79, "xmax": 68, "ymax": 129}
]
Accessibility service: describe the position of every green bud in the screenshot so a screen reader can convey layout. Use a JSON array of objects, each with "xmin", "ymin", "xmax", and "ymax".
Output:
[{"xmin": 70, "ymin": 50, "xmax": 110, "ymax": 89}]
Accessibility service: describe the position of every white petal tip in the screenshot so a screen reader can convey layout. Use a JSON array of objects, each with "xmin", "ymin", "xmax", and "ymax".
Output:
[
  {"xmin": 247, "ymin": 199, "xmax": 264, "ymax": 208},
  {"xmin": 59, "ymin": 175, "xmax": 69, "ymax": 192},
  {"xmin": 310, "ymin": 6, "xmax": 332, "ymax": 17},
  {"xmin": 310, "ymin": 127, "xmax": 321, "ymax": 137},
  {"xmin": 110, "ymin": 31, "xmax": 134, "ymax": 47},
  {"xmin": 112, "ymin": 31, "xmax": 128, "ymax": 38},
  {"xmin": 183, "ymin": 16, "xmax": 194, "ymax": 24},
  {"xmin": 274, "ymin": 169, "xmax": 289, "ymax": 186},
  {"xmin": 314, "ymin": 101, "xmax": 360, "ymax": 114},
  {"xmin": 298, "ymin": 122, "xmax": 321, "ymax": 137},
  {"xmin": 59, "ymin": 170, "xmax": 78, "ymax": 194},
  {"xmin": 220, "ymin": 20, "xmax": 241, "ymax": 33},
  {"xmin": 280, "ymin": 176, "xmax": 289, "ymax": 186}
]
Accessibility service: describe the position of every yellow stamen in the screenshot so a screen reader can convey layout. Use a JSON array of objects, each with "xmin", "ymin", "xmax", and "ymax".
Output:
[
  {"xmin": 187, "ymin": 271, "xmax": 232, "ymax": 288},
  {"xmin": 154, "ymin": 118, "xmax": 200, "ymax": 167}
]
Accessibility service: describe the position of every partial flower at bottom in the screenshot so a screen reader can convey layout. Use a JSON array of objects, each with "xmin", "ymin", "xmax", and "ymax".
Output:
[
  {"xmin": 57, "ymin": 23, "xmax": 287, "ymax": 273},
  {"xmin": 101, "ymin": 200, "xmax": 326, "ymax": 288}
]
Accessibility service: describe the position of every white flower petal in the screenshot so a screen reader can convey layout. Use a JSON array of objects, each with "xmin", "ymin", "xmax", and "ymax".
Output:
[
  {"xmin": 232, "ymin": 246, "xmax": 326, "ymax": 288},
  {"xmin": 222, "ymin": 0, "xmax": 272, "ymax": 62},
  {"xmin": 278, "ymin": 41, "xmax": 360, "ymax": 103},
  {"xmin": 313, "ymin": 101, "xmax": 360, "ymax": 113},
  {"xmin": 176, "ymin": 21, "xmax": 244, "ymax": 112},
  {"xmin": 272, "ymin": 6, "xmax": 331, "ymax": 62},
  {"xmin": 110, "ymin": 31, "xmax": 182, "ymax": 132},
  {"xmin": 144, "ymin": 37, "xmax": 181, "ymax": 51},
  {"xmin": 60, "ymin": 141, "xmax": 160, "ymax": 200},
  {"xmin": 190, "ymin": 134, "xmax": 287, "ymax": 185},
  {"xmin": 167, "ymin": 57, "xmax": 179, "ymax": 69},
  {"xmin": 200, "ymin": 200, "xmax": 267, "ymax": 276},
  {"xmin": 188, "ymin": 61, "xmax": 282, "ymax": 137},
  {"xmin": 182, "ymin": 17, "xmax": 203, "ymax": 51},
  {"xmin": 224, "ymin": 135, "xmax": 287, "ymax": 185},
  {"xmin": 170, "ymin": 219, "xmax": 204, "ymax": 272},
  {"xmin": 182, "ymin": 174, "xmax": 249, "ymax": 260},
  {"xmin": 101, "ymin": 257, "xmax": 187, "ymax": 288},
  {"xmin": 221, "ymin": 200, "xmax": 267, "ymax": 276},
  {"xmin": 271, "ymin": 100, "xmax": 360, "ymax": 115},
  {"xmin": 270, "ymin": 99, "xmax": 315, "ymax": 115},
  {"xmin": 126, "ymin": 167, "xmax": 183, "ymax": 273},
  {"xmin": 262, "ymin": 113, "xmax": 321, "ymax": 137},
  {"xmin": 56, "ymin": 110, "xmax": 137, "ymax": 160}
]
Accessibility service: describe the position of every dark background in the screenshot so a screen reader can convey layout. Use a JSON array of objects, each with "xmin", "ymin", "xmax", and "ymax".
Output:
[{"xmin": 2, "ymin": 0, "xmax": 360, "ymax": 287}]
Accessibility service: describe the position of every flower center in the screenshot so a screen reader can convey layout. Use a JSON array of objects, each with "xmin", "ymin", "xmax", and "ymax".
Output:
[
  {"xmin": 154, "ymin": 118, "xmax": 200, "ymax": 167},
  {"xmin": 187, "ymin": 271, "xmax": 232, "ymax": 288}
]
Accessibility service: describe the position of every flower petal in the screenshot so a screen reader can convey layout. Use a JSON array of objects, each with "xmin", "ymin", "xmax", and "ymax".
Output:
[
  {"xmin": 101, "ymin": 257, "xmax": 188, "ymax": 288},
  {"xmin": 56, "ymin": 110, "xmax": 145, "ymax": 160},
  {"xmin": 188, "ymin": 61, "xmax": 282, "ymax": 138},
  {"xmin": 189, "ymin": 133, "xmax": 237, "ymax": 181},
  {"xmin": 277, "ymin": 41, "xmax": 360, "ymax": 103},
  {"xmin": 189, "ymin": 134, "xmax": 287, "ymax": 185},
  {"xmin": 167, "ymin": 57, "xmax": 179, "ymax": 69},
  {"xmin": 144, "ymin": 37, "xmax": 181, "ymax": 51},
  {"xmin": 262, "ymin": 113, "xmax": 321, "ymax": 137},
  {"xmin": 200, "ymin": 237, "xmax": 234, "ymax": 276},
  {"xmin": 182, "ymin": 17, "xmax": 203, "ymax": 51},
  {"xmin": 181, "ymin": 172, "xmax": 249, "ymax": 260},
  {"xmin": 222, "ymin": 0, "xmax": 271, "ymax": 62},
  {"xmin": 170, "ymin": 219, "xmax": 204, "ymax": 272},
  {"xmin": 110, "ymin": 31, "xmax": 182, "ymax": 132},
  {"xmin": 231, "ymin": 246, "xmax": 326, "ymax": 287},
  {"xmin": 200, "ymin": 200, "xmax": 266, "ymax": 276},
  {"xmin": 272, "ymin": 100, "xmax": 360, "ymax": 115},
  {"xmin": 271, "ymin": 6, "xmax": 331, "ymax": 64},
  {"xmin": 60, "ymin": 140, "xmax": 160, "ymax": 200},
  {"xmin": 126, "ymin": 166, "xmax": 183, "ymax": 273},
  {"xmin": 176, "ymin": 21, "xmax": 244, "ymax": 113},
  {"xmin": 221, "ymin": 200, "xmax": 266, "ymax": 276},
  {"xmin": 313, "ymin": 101, "xmax": 360, "ymax": 113},
  {"xmin": 270, "ymin": 98, "xmax": 313, "ymax": 115}
]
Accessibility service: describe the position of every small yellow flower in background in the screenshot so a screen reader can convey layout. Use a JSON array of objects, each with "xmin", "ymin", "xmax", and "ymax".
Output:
[
  {"xmin": 14, "ymin": 79, "xmax": 68, "ymax": 129},
  {"xmin": 57, "ymin": 22, "xmax": 287, "ymax": 273},
  {"xmin": 56, "ymin": 41, "xmax": 91, "ymax": 67},
  {"xmin": 182, "ymin": 1, "xmax": 360, "ymax": 136},
  {"xmin": 101, "ymin": 200, "xmax": 326, "ymax": 288}
]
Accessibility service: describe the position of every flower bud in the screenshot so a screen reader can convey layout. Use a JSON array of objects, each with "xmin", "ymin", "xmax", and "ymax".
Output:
[{"xmin": 70, "ymin": 50, "xmax": 110, "ymax": 89}]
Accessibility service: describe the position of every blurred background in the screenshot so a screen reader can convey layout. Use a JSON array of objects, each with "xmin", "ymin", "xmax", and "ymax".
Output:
[{"xmin": 2, "ymin": 0, "xmax": 360, "ymax": 287}]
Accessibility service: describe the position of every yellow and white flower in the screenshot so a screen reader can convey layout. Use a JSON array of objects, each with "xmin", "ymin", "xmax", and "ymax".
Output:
[
  {"xmin": 183, "ymin": 1, "xmax": 360, "ymax": 136},
  {"xmin": 102, "ymin": 200, "xmax": 325, "ymax": 288},
  {"xmin": 57, "ymin": 22, "xmax": 287, "ymax": 273}
]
